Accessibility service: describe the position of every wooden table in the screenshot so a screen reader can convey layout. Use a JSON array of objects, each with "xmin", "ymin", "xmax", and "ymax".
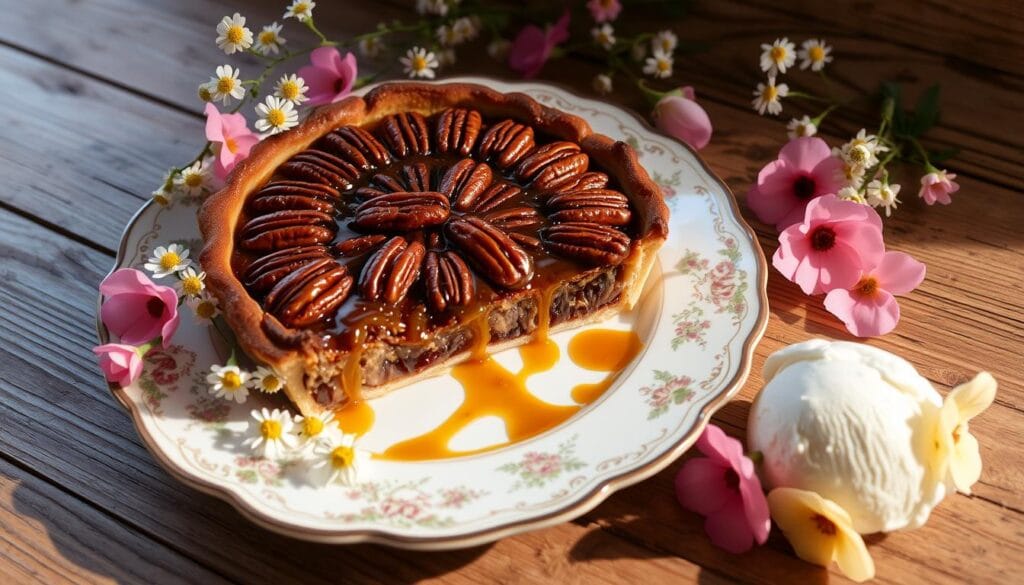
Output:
[{"xmin": 1, "ymin": 1, "xmax": 1020, "ymax": 582}]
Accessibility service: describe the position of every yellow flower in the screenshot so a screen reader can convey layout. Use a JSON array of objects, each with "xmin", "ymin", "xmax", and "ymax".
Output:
[
  {"xmin": 768, "ymin": 488, "xmax": 874, "ymax": 583},
  {"xmin": 933, "ymin": 372, "xmax": 997, "ymax": 493}
]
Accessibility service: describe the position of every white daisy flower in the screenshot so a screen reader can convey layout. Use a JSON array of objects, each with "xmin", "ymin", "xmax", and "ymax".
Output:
[
  {"xmin": 283, "ymin": 0, "xmax": 316, "ymax": 22},
  {"xmin": 838, "ymin": 157, "xmax": 867, "ymax": 187},
  {"xmin": 292, "ymin": 410, "xmax": 340, "ymax": 449},
  {"xmin": 252, "ymin": 365, "xmax": 284, "ymax": 394},
  {"xmin": 452, "ymin": 17, "xmax": 479, "ymax": 41},
  {"xmin": 415, "ymin": 0, "xmax": 449, "ymax": 16},
  {"xmin": 837, "ymin": 186, "xmax": 867, "ymax": 205},
  {"xmin": 210, "ymin": 64, "xmax": 245, "ymax": 105},
  {"xmin": 759, "ymin": 37, "xmax": 796, "ymax": 76},
  {"xmin": 207, "ymin": 364, "xmax": 251, "ymax": 403},
  {"xmin": 591, "ymin": 24, "xmax": 616, "ymax": 50},
  {"xmin": 436, "ymin": 24, "xmax": 460, "ymax": 47},
  {"xmin": 751, "ymin": 76, "xmax": 789, "ymax": 116},
  {"xmin": 254, "ymin": 22, "xmax": 286, "ymax": 56},
  {"xmin": 592, "ymin": 73, "xmax": 613, "ymax": 95},
  {"xmin": 643, "ymin": 48, "xmax": 674, "ymax": 79},
  {"xmin": 840, "ymin": 129, "xmax": 888, "ymax": 169},
  {"xmin": 786, "ymin": 115, "xmax": 818, "ymax": 139},
  {"xmin": 798, "ymin": 38, "xmax": 833, "ymax": 72},
  {"xmin": 437, "ymin": 48, "xmax": 457, "ymax": 67},
  {"xmin": 152, "ymin": 170, "xmax": 176, "ymax": 207},
  {"xmin": 243, "ymin": 408, "xmax": 297, "ymax": 459},
  {"xmin": 358, "ymin": 36, "xmax": 384, "ymax": 58},
  {"xmin": 274, "ymin": 74, "xmax": 308, "ymax": 105},
  {"xmin": 255, "ymin": 96, "xmax": 299, "ymax": 136},
  {"xmin": 631, "ymin": 43, "xmax": 647, "ymax": 62},
  {"xmin": 309, "ymin": 433, "xmax": 370, "ymax": 486},
  {"xmin": 144, "ymin": 243, "xmax": 191, "ymax": 278},
  {"xmin": 197, "ymin": 81, "xmax": 215, "ymax": 103},
  {"xmin": 487, "ymin": 39, "xmax": 511, "ymax": 61},
  {"xmin": 866, "ymin": 179, "xmax": 901, "ymax": 217},
  {"xmin": 176, "ymin": 267, "xmax": 206, "ymax": 298},
  {"xmin": 189, "ymin": 292, "xmax": 221, "ymax": 324},
  {"xmin": 175, "ymin": 158, "xmax": 212, "ymax": 197},
  {"xmin": 401, "ymin": 47, "xmax": 439, "ymax": 79},
  {"xmin": 652, "ymin": 30, "xmax": 677, "ymax": 54},
  {"xmin": 215, "ymin": 13, "xmax": 253, "ymax": 55}
]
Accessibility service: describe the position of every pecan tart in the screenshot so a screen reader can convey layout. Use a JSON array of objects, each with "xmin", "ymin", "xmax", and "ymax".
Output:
[{"xmin": 200, "ymin": 82, "xmax": 669, "ymax": 416}]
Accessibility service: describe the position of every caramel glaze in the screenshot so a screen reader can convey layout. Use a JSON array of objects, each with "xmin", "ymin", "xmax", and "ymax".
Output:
[
  {"xmin": 376, "ymin": 327, "xmax": 642, "ymax": 461},
  {"xmin": 232, "ymin": 109, "xmax": 643, "ymax": 406}
]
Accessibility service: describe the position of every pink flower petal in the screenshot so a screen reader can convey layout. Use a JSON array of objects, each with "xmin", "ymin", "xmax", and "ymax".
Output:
[
  {"xmin": 778, "ymin": 136, "xmax": 832, "ymax": 169},
  {"xmin": 310, "ymin": 46, "xmax": 341, "ymax": 73},
  {"xmin": 810, "ymin": 155, "xmax": 845, "ymax": 196},
  {"xmin": 101, "ymin": 294, "xmax": 162, "ymax": 344},
  {"xmin": 737, "ymin": 460, "xmax": 771, "ymax": 545},
  {"xmin": 874, "ymin": 251, "xmax": 926, "ymax": 295},
  {"xmin": 697, "ymin": 424, "xmax": 745, "ymax": 467},
  {"xmin": 549, "ymin": 9, "xmax": 571, "ymax": 44},
  {"xmin": 831, "ymin": 220, "xmax": 885, "ymax": 272},
  {"xmin": 99, "ymin": 268, "xmax": 156, "ymax": 296},
  {"xmin": 825, "ymin": 288, "xmax": 900, "ymax": 337},
  {"xmin": 704, "ymin": 496, "xmax": 756, "ymax": 553},
  {"xmin": 204, "ymin": 103, "xmax": 225, "ymax": 142},
  {"xmin": 654, "ymin": 95, "xmax": 712, "ymax": 150},
  {"xmin": 816, "ymin": 243, "xmax": 867, "ymax": 293},
  {"xmin": 676, "ymin": 458, "xmax": 732, "ymax": 516}
]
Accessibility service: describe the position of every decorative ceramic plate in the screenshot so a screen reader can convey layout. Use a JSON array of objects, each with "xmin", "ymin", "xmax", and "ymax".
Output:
[{"xmin": 96, "ymin": 77, "xmax": 768, "ymax": 549}]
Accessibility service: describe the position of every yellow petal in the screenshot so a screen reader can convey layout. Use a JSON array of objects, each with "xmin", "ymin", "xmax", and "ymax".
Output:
[
  {"xmin": 767, "ymin": 488, "xmax": 837, "ymax": 567},
  {"xmin": 949, "ymin": 372, "xmax": 996, "ymax": 421},
  {"xmin": 950, "ymin": 431, "xmax": 983, "ymax": 494},
  {"xmin": 834, "ymin": 523, "xmax": 876, "ymax": 582}
]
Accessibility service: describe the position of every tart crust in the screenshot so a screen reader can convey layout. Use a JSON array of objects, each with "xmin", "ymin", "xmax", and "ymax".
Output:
[{"xmin": 199, "ymin": 81, "xmax": 669, "ymax": 416}]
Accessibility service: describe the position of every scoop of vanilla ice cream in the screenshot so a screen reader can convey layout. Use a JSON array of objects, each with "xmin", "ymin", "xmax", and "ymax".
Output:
[{"xmin": 748, "ymin": 339, "xmax": 948, "ymax": 534}]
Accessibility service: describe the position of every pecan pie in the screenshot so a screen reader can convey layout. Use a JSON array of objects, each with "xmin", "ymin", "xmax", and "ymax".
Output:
[{"xmin": 200, "ymin": 82, "xmax": 669, "ymax": 416}]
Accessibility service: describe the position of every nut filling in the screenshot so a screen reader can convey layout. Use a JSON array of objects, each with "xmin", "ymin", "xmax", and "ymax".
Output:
[{"xmin": 232, "ymin": 108, "xmax": 642, "ymax": 406}]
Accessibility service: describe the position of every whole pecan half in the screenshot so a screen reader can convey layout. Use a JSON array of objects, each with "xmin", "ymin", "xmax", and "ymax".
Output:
[
  {"xmin": 254, "ymin": 179, "xmax": 339, "ymax": 200},
  {"xmin": 249, "ymin": 193, "xmax": 336, "ymax": 215},
  {"xmin": 477, "ymin": 119, "xmax": 535, "ymax": 170},
  {"xmin": 546, "ymin": 171, "xmax": 609, "ymax": 196},
  {"xmin": 424, "ymin": 250, "xmax": 476, "ymax": 312},
  {"xmin": 265, "ymin": 258, "xmax": 353, "ymax": 328},
  {"xmin": 444, "ymin": 217, "xmax": 534, "ymax": 289},
  {"xmin": 239, "ymin": 210, "xmax": 336, "ymax": 252},
  {"xmin": 400, "ymin": 162, "xmax": 432, "ymax": 192},
  {"xmin": 353, "ymin": 191, "xmax": 450, "ymax": 231},
  {"xmin": 333, "ymin": 234, "xmax": 388, "ymax": 257},
  {"xmin": 279, "ymin": 150, "xmax": 362, "ymax": 191},
  {"xmin": 359, "ymin": 236, "xmax": 426, "ymax": 303},
  {"xmin": 379, "ymin": 112, "xmax": 430, "ymax": 158},
  {"xmin": 317, "ymin": 126, "xmax": 391, "ymax": 170},
  {"xmin": 484, "ymin": 206, "xmax": 543, "ymax": 229},
  {"xmin": 541, "ymin": 222, "xmax": 632, "ymax": 266},
  {"xmin": 465, "ymin": 182, "xmax": 522, "ymax": 213},
  {"xmin": 436, "ymin": 108, "xmax": 483, "ymax": 156},
  {"xmin": 514, "ymin": 141, "xmax": 589, "ymax": 191},
  {"xmin": 545, "ymin": 188, "xmax": 633, "ymax": 226},
  {"xmin": 244, "ymin": 245, "xmax": 330, "ymax": 294},
  {"xmin": 440, "ymin": 159, "xmax": 494, "ymax": 211}
]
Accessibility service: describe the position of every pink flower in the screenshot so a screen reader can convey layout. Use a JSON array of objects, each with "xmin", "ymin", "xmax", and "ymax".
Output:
[
  {"xmin": 508, "ymin": 10, "xmax": 570, "ymax": 78},
  {"xmin": 587, "ymin": 0, "xmax": 622, "ymax": 22},
  {"xmin": 676, "ymin": 424, "xmax": 770, "ymax": 553},
  {"xmin": 824, "ymin": 251, "xmax": 926, "ymax": 337},
  {"xmin": 93, "ymin": 343, "xmax": 145, "ymax": 386},
  {"xmin": 773, "ymin": 194, "xmax": 885, "ymax": 295},
  {"xmin": 653, "ymin": 87, "xmax": 713, "ymax": 150},
  {"xmin": 298, "ymin": 47, "xmax": 358, "ymax": 106},
  {"xmin": 747, "ymin": 137, "xmax": 844, "ymax": 230},
  {"xmin": 205, "ymin": 103, "xmax": 260, "ymax": 180},
  {"xmin": 918, "ymin": 169, "xmax": 959, "ymax": 205},
  {"xmin": 99, "ymin": 268, "xmax": 180, "ymax": 346}
]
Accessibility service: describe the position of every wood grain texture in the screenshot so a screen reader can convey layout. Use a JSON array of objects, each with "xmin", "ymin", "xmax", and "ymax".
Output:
[{"xmin": 0, "ymin": 0, "xmax": 1020, "ymax": 583}]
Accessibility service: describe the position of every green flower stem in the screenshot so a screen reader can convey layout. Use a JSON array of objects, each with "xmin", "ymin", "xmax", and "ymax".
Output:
[
  {"xmin": 304, "ymin": 18, "xmax": 334, "ymax": 46},
  {"xmin": 226, "ymin": 347, "xmax": 238, "ymax": 367},
  {"xmin": 908, "ymin": 137, "xmax": 937, "ymax": 172},
  {"xmin": 811, "ymin": 103, "xmax": 839, "ymax": 126},
  {"xmin": 786, "ymin": 90, "xmax": 831, "ymax": 104}
]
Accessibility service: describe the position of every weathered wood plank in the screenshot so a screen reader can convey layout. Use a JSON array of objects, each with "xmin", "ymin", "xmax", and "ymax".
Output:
[{"xmin": 0, "ymin": 457, "xmax": 232, "ymax": 585}]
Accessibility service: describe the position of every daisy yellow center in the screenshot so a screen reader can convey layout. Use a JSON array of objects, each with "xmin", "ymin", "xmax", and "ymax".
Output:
[
  {"xmin": 303, "ymin": 417, "xmax": 324, "ymax": 436},
  {"xmin": 763, "ymin": 84, "xmax": 778, "ymax": 101},
  {"xmin": 226, "ymin": 25, "xmax": 245, "ymax": 44},
  {"xmin": 181, "ymin": 275, "xmax": 203, "ymax": 296},
  {"xmin": 812, "ymin": 513, "xmax": 837, "ymax": 536},
  {"xmin": 771, "ymin": 46, "xmax": 787, "ymax": 62},
  {"xmin": 280, "ymin": 81, "xmax": 300, "ymax": 100},
  {"xmin": 196, "ymin": 300, "xmax": 217, "ymax": 319},
  {"xmin": 657, "ymin": 59, "xmax": 670, "ymax": 72},
  {"xmin": 331, "ymin": 446, "xmax": 355, "ymax": 469},
  {"xmin": 850, "ymin": 145, "xmax": 869, "ymax": 164},
  {"xmin": 217, "ymin": 77, "xmax": 236, "ymax": 94},
  {"xmin": 259, "ymin": 31, "xmax": 278, "ymax": 45},
  {"xmin": 660, "ymin": 39, "xmax": 672, "ymax": 52},
  {"xmin": 294, "ymin": 3, "xmax": 310, "ymax": 15},
  {"xmin": 198, "ymin": 86, "xmax": 212, "ymax": 101},
  {"xmin": 855, "ymin": 276, "xmax": 879, "ymax": 297},
  {"xmin": 159, "ymin": 251, "xmax": 181, "ymax": 270},
  {"xmin": 184, "ymin": 173, "xmax": 203, "ymax": 187},
  {"xmin": 260, "ymin": 419, "xmax": 283, "ymax": 439},
  {"xmin": 412, "ymin": 55, "xmax": 428, "ymax": 71},
  {"xmin": 261, "ymin": 375, "xmax": 282, "ymax": 393},
  {"xmin": 809, "ymin": 45, "xmax": 825, "ymax": 62},
  {"xmin": 267, "ymin": 108, "xmax": 287, "ymax": 127},
  {"xmin": 221, "ymin": 371, "xmax": 242, "ymax": 390}
]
